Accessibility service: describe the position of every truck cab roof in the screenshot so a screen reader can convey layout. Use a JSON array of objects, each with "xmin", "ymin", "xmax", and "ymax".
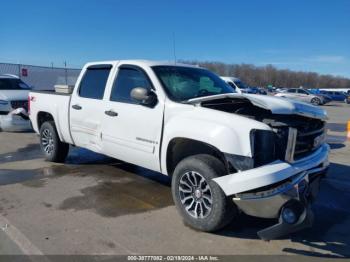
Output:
[{"xmin": 83, "ymin": 60, "xmax": 201, "ymax": 69}]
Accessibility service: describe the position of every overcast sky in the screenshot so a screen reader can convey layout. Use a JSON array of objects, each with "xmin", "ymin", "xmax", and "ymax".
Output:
[{"xmin": 1, "ymin": 0, "xmax": 349, "ymax": 77}]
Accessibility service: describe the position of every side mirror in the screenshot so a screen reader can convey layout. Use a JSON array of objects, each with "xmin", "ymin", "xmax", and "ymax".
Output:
[{"xmin": 130, "ymin": 87, "xmax": 157, "ymax": 106}]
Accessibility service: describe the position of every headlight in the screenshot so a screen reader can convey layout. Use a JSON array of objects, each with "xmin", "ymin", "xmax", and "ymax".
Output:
[
  {"xmin": 250, "ymin": 129, "xmax": 277, "ymax": 167},
  {"xmin": 0, "ymin": 100, "xmax": 9, "ymax": 105},
  {"xmin": 224, "ymin": 153, "xmax": 254, "ymax": 172}
]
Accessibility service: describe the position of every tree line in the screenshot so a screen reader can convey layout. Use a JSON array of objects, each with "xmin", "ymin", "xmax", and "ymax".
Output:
[{"xmin": 181, "ymin": 60, "xmax": 350, "ymax": 89}]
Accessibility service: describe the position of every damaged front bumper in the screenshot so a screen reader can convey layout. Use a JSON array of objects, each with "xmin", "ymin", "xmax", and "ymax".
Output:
[
  {"xmin": 212, "ymin": 143, "xmax": 330, "ymax": 240},
  {"xmin": 0, "ymin": 108, "xmax": 32, "ymax": 131}
]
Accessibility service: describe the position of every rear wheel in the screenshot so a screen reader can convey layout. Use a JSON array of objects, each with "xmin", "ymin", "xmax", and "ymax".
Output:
[
  {"xmin": 172, "ymin": 154, "xmax": 237, "ymax": 232},
  {"xmin": 40, "ymin": 121, "xmax": 69, "ymax": 162},
  {"xmin": 311, "ymin": 97, "xmax": 321, "ymax": 105}
]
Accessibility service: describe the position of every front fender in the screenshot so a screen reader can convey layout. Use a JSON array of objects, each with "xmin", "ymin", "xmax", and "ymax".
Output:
[
  {"xmin": 161, "ymin": 117, "xmax": 248, "ymax": 175},
  {"xmin": 160, "ymin": 103, "xmax": 273, "ymax": 175}
]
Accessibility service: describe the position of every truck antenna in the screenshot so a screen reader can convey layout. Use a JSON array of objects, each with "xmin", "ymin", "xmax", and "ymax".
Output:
[{"xmin": 172, "ymin": 32, "xmax": 177, "ymax": 64}]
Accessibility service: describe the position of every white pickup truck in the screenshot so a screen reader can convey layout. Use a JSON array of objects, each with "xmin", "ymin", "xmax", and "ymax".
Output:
[{"xmin": 29, "ymin": 60, "xmax": 329, "ymax": 240}]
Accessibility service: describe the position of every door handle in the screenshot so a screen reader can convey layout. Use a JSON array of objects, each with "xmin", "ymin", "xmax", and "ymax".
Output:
[
  {"xmin": 72, "ymin": 104, "xmax": 82, "ymax": 110},
  {"xmin": 105, "ymin": 110, "xmax": 118, "ymax": 117}
]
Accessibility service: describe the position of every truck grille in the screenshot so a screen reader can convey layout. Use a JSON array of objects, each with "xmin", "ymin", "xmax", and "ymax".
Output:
[
  {"xmin": 294, "ymin": 120, "xmax": 325, "ymax": 160},
  {"xmin": 10, "ymin": 100, "xmax": 28, "ymax": 111}
]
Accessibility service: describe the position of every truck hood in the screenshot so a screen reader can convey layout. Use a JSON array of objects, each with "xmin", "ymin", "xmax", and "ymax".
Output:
[
  {"xmin": 187, "ymin": 93, "xmax": 327, "ymax": 120},
  {"xmin": 0, "ymin": 90, "xmax": 30, "ymax": 101}
]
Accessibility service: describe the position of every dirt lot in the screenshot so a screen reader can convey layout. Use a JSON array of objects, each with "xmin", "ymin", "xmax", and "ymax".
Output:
[{"xmin": 0, "ymin": 102, "xmax": 349, "ymax": 257}]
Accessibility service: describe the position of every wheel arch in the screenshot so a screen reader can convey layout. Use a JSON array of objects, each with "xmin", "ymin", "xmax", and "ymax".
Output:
[
  {"xmin": 37, "ymin": 111, "xmax": 54, "ymax": 130},
  {"xmin": 165, "ymin": 137, "xmax": 230, "ymax": 177},
  {"xmin": 36, "ymin": 111, "xmax": 64, "ymax": 142}
]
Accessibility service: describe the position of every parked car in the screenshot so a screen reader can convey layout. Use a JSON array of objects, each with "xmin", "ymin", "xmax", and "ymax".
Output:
[
  {"xmin": 29, "ymin": 60, "xmax": 329, "ymax": 240},
  {"xmin": 320, "ymin": 90, "xmax": 349, "ymax": 103},
  {"xmin": 220, "ymin": 76, "xmax": 256, "ymax": 94},
  {"xmin": 275, "ymin": 88, "xmax": 327, "ymax": 105},
  {"xmin": 257, "ymin": 87, "xmax": 268, "ymax": 95},
  {"xmin": 345, "ymin": 92, "xmax": 350, "ymax": 104},
  {"xmin": 308, "ymin": 89, "xmax": 332, "ymax": 104},
  {"xmin": 0, "ymin": 74, "xmax": 32, "ymax": 131},
  {"xmin": 250, "ymin": 86, "xmax": 267, "ymax": 95}
]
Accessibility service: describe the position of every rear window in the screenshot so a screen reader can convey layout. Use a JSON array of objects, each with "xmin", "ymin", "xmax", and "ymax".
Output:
[
  {"xmin": 79, "ymin": 66, "xmax": 111, "ymax": 99},
  {"xmin": 0, "ymin": 79, "xmax": 31, "ymax": 90}
]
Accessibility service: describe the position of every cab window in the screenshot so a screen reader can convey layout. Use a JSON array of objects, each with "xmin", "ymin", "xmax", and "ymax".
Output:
[
  {"xmin": 110, "ymin": 67, "xmax": 152, "ymax": 103},
  {"xmin": 79, "ymin": 65, "xmax": 112, "ymax": 99}
]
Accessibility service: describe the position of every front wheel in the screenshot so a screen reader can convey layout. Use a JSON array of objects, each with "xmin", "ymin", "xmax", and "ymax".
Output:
[
  {"xmin": 40, "ymin": 121, "xmax": 69, "ymax": 162},
  {"xmin": 311, "ymin": 97, "xmax": 321, "ymax": 106},
  {"xmin": 171, "ymin": 154, "xmax": 237, "ymax": 232}
]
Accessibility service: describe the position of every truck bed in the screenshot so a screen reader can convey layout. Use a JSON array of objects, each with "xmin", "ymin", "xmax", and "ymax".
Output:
[
  {"xmin": 29, "ymin": 90, "xmax": 73, "ymax": 144},
  {"xmin": 30, "ymin": 90, "xmax": 72, "ymax": 96}
]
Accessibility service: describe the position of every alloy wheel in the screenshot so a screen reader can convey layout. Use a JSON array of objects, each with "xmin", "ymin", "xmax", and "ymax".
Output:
[{"xmin": 179, "ymin": 171, "xmax": 213, "ymax": 219}]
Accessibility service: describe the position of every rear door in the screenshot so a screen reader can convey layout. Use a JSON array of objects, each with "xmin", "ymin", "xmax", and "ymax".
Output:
[
  {"xmin": 70, "ymin": 64, "xmax": 113, "ymax": 152},
  {"xmin": 101, "ymin": 65, "xmax": 164, "ymax": 172}
]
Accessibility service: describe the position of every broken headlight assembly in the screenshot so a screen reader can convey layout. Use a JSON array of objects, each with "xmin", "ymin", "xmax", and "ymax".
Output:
[
  {"xmin": 250, "ymin": 129, "xmax": 277, "ymax": 167},
  {"xmin": 224, "ymin": 129, "xmax": 278, "ymax": 172}
]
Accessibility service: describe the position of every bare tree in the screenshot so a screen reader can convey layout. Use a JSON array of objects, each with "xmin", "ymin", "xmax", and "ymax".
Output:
[{"xmin": 181, "ymin": 60, "xmax": 350, "ymax": 89}]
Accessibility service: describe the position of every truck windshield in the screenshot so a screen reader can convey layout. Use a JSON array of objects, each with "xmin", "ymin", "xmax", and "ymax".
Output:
[
  {"xmin": 152, "ymin": 66, "xmax": 234, "ymax": 101},
  {"xmin": 0, "ymin": 79, "xmax": 31, "ymax": 90}
]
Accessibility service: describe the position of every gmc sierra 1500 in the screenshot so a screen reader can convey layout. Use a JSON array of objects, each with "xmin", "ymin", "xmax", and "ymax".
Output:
[{"xmin": 29, "ymin": 60, "xmax": 329, "ymax": 240}]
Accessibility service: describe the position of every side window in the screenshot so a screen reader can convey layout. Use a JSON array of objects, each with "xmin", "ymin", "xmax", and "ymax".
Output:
[
  {"xmin": 110, "ymin": 67, "xmax": 152, "ymax": 103},
  {"xmin": 227, "ymin": 81, "xmax": 236, "ymax": 90},
  {"xmin": 287, "ymin": 89, "xmax": 296, "ymax": 93},
  {"xmin": 79, "ymin": 66, "xmax": 111, "ymax": 99},
  {"xmin": 297, "ymin": 89, "xmax": 307, "ymax": 94}
]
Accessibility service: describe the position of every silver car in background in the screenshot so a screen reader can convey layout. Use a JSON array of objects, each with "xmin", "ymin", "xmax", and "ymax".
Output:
[{"xmin": 275, "ymin": 88, "xmax": 326, "ymax": 105}]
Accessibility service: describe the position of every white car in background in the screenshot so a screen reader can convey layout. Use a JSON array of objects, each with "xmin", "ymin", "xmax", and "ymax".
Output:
[
  {"xmin": 220, "ymin": 76, "xmax": 249, "ymax": 94},
  {"xmin": 0, "ymin": 74, "xmax": 32, "ymax": 131},
  {"xmin": 275, "ymin": 88, "xmax": 326, "ymax": 106}
]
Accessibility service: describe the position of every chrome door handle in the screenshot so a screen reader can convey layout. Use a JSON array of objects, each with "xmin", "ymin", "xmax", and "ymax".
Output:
[
  {"xmin": 72, "ymin": 104, "xmax": 82, "ymax": 110},
  {"xmin": 105, "ymin": 110, "xmax": 118, "ymax": 117}
]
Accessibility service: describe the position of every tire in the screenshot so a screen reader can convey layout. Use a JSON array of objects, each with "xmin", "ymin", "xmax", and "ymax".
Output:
[
  {"xmin": 172, "ymin": 154, "xmax": 237, "ymax": 232},
  {"xmin": 311, "ymin": 97, "xmax": 321, "ymax": 106},
  {"xmin": 39, "ymin": 121, "xmax": 69, "ymax": 162}
]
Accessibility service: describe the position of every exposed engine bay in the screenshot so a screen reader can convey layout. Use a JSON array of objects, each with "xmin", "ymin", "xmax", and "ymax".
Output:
[{"xmin": 201, "ymin": 97, "xmax": 326, "ymax": 166}]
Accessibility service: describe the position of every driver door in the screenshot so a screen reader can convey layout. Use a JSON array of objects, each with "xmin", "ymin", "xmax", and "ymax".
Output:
[
  {"xmin": 101, "ymin": 65, "xmax": 164, "ymax": 172},
  {"xmin": 296, "ymin": 89, "xmax": 310, "ymax": 102}
]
